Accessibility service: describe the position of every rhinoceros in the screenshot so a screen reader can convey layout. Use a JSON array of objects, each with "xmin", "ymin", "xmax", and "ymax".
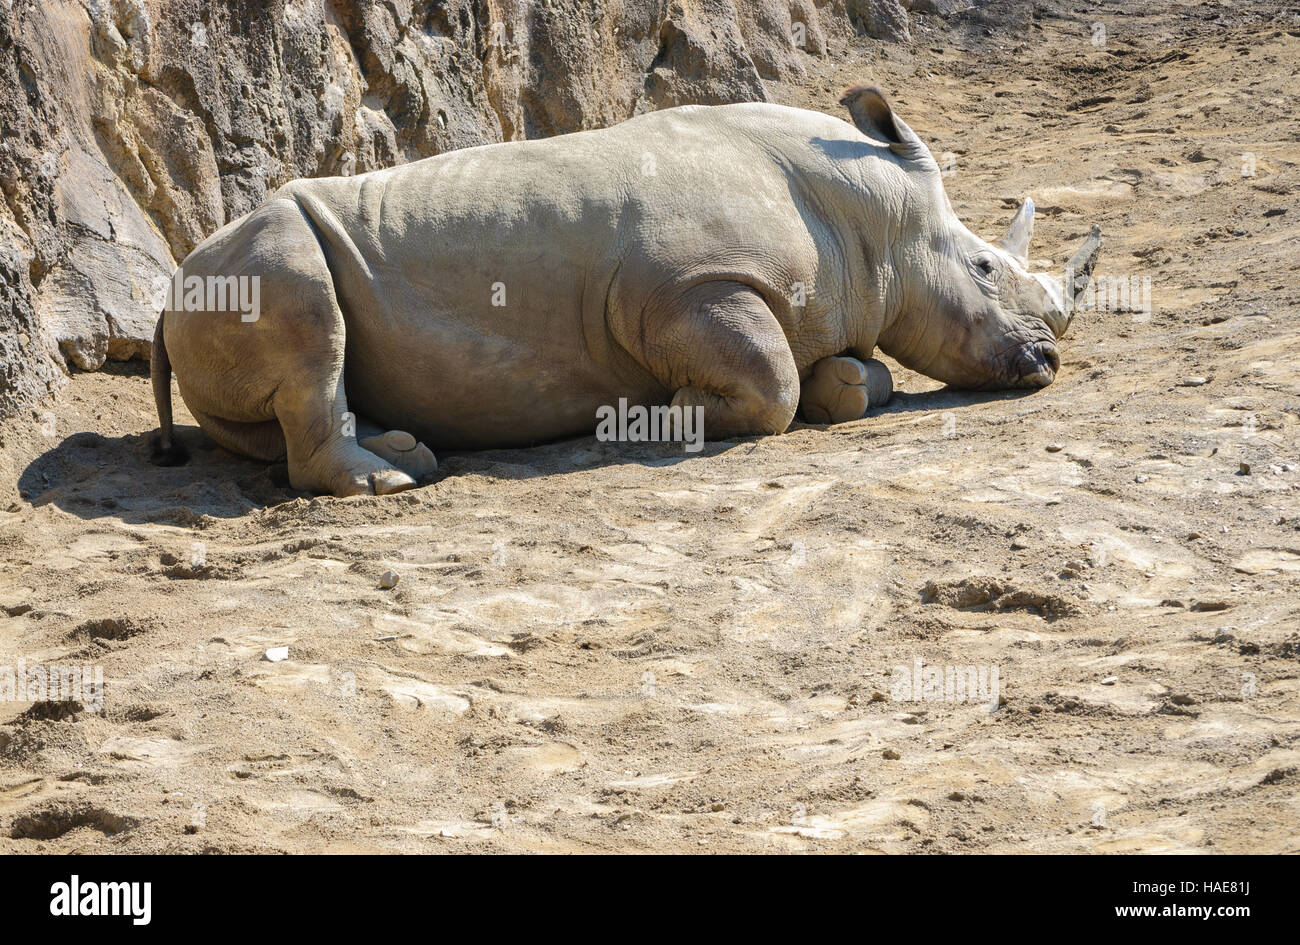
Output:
[{"xmin": 151, "ymin": 85, "xmax": 1098, "ymax": 496}]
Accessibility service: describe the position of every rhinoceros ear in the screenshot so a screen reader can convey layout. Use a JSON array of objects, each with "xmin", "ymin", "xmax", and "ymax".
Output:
[
  {"xmin": 839, "ymin": 84, "xmax": 933, "ymax": 165},
  {"xmin": 997, "ymin": 197, "xmax": 1035, "ymax": 266}
]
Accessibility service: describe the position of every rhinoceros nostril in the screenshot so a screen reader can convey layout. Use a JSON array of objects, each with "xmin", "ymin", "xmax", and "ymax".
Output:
[{"xmin": 1014, "ymin": 342, "xmax": 1058, "ymax": 389}]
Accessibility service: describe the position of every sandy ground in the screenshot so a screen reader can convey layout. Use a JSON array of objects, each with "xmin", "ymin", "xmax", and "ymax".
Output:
[{"xmin": 1, "ymin": 2, "xmax": 1297, "ymax": 853}]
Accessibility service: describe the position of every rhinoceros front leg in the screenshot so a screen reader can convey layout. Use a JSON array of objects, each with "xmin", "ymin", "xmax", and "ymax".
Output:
[
  {"xmin": 651, "ymin": 281, "xmax": 800, "ymax": 440},
  {"xmin": 799, "ymin": 355, "xmax": 894, "ymax": 424}
]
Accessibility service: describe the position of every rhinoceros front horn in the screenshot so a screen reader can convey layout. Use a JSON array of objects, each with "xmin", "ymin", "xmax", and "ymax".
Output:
[{"xmin": 997, "ymin": 197, "xmax": 1035, "ymax": 266}]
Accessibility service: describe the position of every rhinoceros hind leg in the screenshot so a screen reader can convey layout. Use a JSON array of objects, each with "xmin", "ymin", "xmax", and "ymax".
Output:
[
  {"xmin": 273, "ymin": 369, "xmax": 418, "ymax": 497},
  {"xmin": 799, "ymin": 355, "xmax": 893, "ymax": 424},
  {"xmin": 358, "ymin": 430, "xmax": 438, "ymax": 482},
  {"xmin": 163, "ymin": 196, "xmax": 419, "ymax": 498}
]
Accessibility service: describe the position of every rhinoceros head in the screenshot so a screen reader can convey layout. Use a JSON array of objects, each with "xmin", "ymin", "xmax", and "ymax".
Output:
[{"xmin": 840, "ymin": 85, "xmax": 1092, "ymax": 391}]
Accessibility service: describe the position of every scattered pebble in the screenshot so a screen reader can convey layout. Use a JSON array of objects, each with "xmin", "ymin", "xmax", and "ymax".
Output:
[
  {"xmin": 882, "ymin": 748, "xmax": 902, "ymax": 760},
  {"xmin": 1238, "ymin": 462, "xmax": 1251, "ymax": 476},
  {"xmin": 1100, "ymin": 676, "xmax": 1118, "ymax": 686},
  {"xmin": 1191, "ymin": 600, "xmax": 1230, "ymax": 612},
  {"xmin": 1135, "ymin": 474, "xmax": 1149, "ymax": 483},
  {"xmin": 1045, "ymin": 443, "xmax": 1063, "ymax": 452},
  {"xmin": 379, "ymin": 570, "xmax": 400, "ymax": 589},
  {"xmin": 264, "ymin": 646, "xmax": 289, "ymax": 662},
  {"xmin": 1179, "ymin": 376, "xmax": 1208, "ymax": 387}
]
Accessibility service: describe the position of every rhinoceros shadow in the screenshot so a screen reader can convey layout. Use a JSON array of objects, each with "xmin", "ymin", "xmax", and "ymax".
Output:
[
  {"xmin": 15, "ymin": 422, "xmax": 748, "ymax": 524},
  {"xmin": 870, "ymin": 387, "xmax": 1023, "ymax": 416},
  {"xmin": 19, "ymin": 384, "xmax": 1018, "ymax": 524},
  {"xmin": 17, "ymin": 425, "xmax": 298, "ymax": 525}
]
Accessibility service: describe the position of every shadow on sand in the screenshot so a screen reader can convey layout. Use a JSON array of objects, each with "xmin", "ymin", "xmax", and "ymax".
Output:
[{"xmin": 19, "ymin": 384, "xmax": 1024, "ymax": 524}]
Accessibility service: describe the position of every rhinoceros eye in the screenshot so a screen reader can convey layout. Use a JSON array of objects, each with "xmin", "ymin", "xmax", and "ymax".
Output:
[{"xmin": 971, "ymin": 253, "xmax": 1000, "ymax": 285}]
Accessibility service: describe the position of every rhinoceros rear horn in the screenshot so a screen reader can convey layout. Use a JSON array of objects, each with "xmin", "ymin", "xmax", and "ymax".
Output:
[
  {"xmin": 1065, "ymin": 224, "xmax": 1103, "ymax": 307},
  {"xmin": 997, "ymin": 198, "xmax": 1035, "ymax": 266},
  {"xmin": 839, "ymin": 84, "xmax": 932, "ymax": 164}
]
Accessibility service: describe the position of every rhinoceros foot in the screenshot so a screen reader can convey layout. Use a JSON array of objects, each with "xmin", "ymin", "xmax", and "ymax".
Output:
[
  {"xmin": 306, "ymin": 444, "xmax": 419, "ymax": 496},
  {"xmin": 348, "ymin": 466, "xmax": 418, "ymax": 497},
  {"xmin": 358, "ymin": 430, "xmax": 439, "ymax": 483},
  {"xmin": 799, "ymin": 355, "xmax": 894, "ymax": 424}
]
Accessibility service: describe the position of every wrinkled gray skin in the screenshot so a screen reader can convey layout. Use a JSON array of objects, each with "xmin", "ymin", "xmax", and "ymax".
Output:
[{"xmin": 152, "ymin": 86, "xmax": 1072, "ymax": 497}]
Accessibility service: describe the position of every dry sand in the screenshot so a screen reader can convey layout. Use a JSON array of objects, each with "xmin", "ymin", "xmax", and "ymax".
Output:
[{"xmin": 1, "ymin": 2, "xmax": 1297, "ymax": 852}]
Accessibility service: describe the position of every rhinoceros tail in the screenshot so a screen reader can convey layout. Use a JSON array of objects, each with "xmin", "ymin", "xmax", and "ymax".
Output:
[{"xmin": 149, "ymin": 313, "xmax": 189, "ymax": 467}]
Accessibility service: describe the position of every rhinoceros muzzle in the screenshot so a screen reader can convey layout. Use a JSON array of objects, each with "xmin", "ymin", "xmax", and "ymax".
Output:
[{"xmin": 1013, "ymin": 340, "xmax": 1060, "ymax": 388}]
